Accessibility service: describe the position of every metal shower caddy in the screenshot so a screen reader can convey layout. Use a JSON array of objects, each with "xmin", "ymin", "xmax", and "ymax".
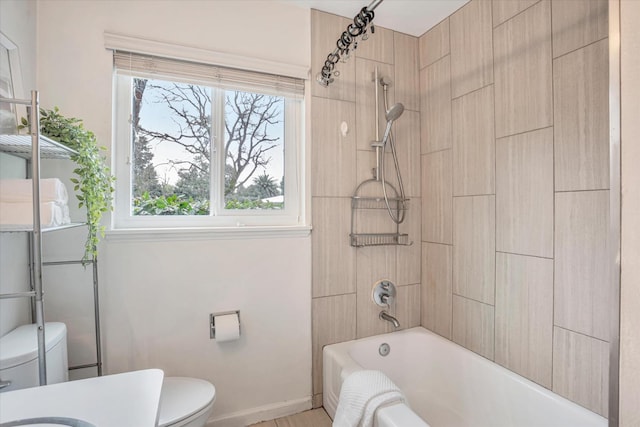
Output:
[{"xmin": 350, "ymin": 179, "xmax": 410, "ymax": 247}]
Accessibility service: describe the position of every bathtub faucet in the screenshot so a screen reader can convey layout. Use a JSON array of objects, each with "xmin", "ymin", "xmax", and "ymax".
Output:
[{"xmin": 379, "ymin": 310, "xmax": 400, "ymax": 328}]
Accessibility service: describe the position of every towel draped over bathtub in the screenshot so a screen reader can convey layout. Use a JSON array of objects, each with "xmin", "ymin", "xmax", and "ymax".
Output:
[{"xmin": 333, "ymin": 370, "xmax": 406, "ymax": 427}]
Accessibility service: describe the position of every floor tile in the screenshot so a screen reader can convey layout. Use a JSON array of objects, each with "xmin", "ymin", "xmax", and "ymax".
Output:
[{"xmin": 275, "ymin": 408, "xmax": 332, "ymax": 427}]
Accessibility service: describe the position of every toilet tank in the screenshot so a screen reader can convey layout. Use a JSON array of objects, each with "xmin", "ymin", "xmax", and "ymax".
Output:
[{"xmin": 0, "ymin": 322, "xmax": 68, "ymax": 392}]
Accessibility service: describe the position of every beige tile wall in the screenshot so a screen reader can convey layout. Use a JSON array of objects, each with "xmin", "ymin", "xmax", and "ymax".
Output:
[
  {"xmin": 422, "ymin": 149, "xmax": 452, "ymax": 244},
  {"xmin": 495, "ymin": 127, "xmax": 554, "ymax": 258},
  {"xmin": 422, "ymin": 242, "xmax": 453, "ymax": 339},
  {"xmin": 420, "ymin": 56, "xmax": 452, "ymax": 154},
  {"xmin": 554, "ymin": 38, "xmax": 609, "ymax": 191},
  {"xmin": 449, "ymin": 0, "xmax": 494, "ymax": 98},
  {"xmin": 553, "ymin": 327, "xmax": 610, "ymax": 417},
  {"xmin": 452, "ymin": 295, "xmax": 495, "ymax": 360},
  {"xmin": 495, "ymin": 252, "xmax": 553, "ymax": 388},
  {"xmin": 310, "ymin": 10, "xmax": 421, "ymax": 407},
  {"xmin": 555, "ymin": 191, "xmax": 611, "ymax": 342},
  {"xmin": 419, "ymin": 18, "xmax": 449, "ymax": 69},
  {"xmin": 419, "ymin": 0, "xmax": 610, "ymax": 417},
  {"xmin": 492, "ymin": 0, "xmax": 540, "ymax": 27},
  {"xmin": 311, "ymin": 0, "xmax": 610, "ymax": 417},
  {"xmin": 311, "ymin": 97, "xmax": 357, "ymax": 197},
  {"xmin": 453, "ymin": 195, "xmax": 496, "ymax": 305},
  {"xmin": 493, "ymin": 0, "xmax": 553, "ymax": 138},
  {"xmin": 452, "ymin": 85, "xmax": 495, "ymax": 196},
  {"xmin": 551, "ymin": 0, "xmax": 608, "ymax": 58}
]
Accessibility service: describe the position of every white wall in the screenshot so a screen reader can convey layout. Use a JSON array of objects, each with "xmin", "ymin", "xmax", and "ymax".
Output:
[
  {"xmin": 620, "ymin": 0, "xmax": 640, "ymax": 424},
  {"xmin": 0, "ymin": 0, "xmax": 37, "ymax": 336},
  {"xmin": 101, "ymin": 235, "xmax": 311, "ymax": 423},
  {"xmin": 36, "ymin": 1, "xmax": 312, "ymax": 424},
  {"xmin": 0, "ymin": 0, "xmax": 36, "ymax": 89}
]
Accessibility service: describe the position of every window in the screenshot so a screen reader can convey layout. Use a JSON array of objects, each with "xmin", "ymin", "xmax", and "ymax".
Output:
[{"xmin": 112, "ymin": 52, "xmax": 305, "ymax": 229}]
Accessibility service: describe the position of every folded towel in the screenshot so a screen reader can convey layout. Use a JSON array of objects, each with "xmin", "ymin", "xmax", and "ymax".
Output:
[
  {"xmin": 0, "ymin": 178, "xmax": 69, "ymax": 204},
  {"xmin": 333, "ymin": 370, "xmax": 406, "ymax": 427},
  {"xmin": 0, "ymin": 201, "xmax": 71, "ymax": 228}
]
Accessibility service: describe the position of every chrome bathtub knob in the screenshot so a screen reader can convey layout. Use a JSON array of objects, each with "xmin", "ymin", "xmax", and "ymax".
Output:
[{"xmin": 372, "ymin": 280, "xmax": 396, "ymax": 307}]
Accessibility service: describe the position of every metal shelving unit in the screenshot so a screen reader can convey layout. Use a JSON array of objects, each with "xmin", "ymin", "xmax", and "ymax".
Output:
[
  {"xmin": 0, "ymin": 133, "xmax": 79, "ymax": 160},
  {"xmin": 0, "ymin": 91, "xmax": 103, "ymax": 385}
]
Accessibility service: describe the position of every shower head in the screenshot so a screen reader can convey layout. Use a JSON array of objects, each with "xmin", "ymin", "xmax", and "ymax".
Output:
[
  {"xmin": 385, "ymin": 103, "xmax": 404, "ymax": 122},
  {"xmin": 381, "ymin": 103, "xmax": 404, "ymax": 146}
]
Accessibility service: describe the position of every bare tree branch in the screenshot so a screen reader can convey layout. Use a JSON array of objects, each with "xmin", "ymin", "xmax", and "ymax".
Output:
[{"xmin": 134, "ymin": 80, "xmax": 282, "ymax": 197}]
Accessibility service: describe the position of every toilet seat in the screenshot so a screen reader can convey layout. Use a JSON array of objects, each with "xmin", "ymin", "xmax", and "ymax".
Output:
[{"xmin": 158, "ymin": 377, "xmax": 216, "ymax": 427}]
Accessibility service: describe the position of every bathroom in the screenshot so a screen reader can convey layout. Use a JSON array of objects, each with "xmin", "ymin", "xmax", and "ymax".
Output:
[{"xmin": 0, "ymin": 0, "xmax": 638, "ymax": 426}]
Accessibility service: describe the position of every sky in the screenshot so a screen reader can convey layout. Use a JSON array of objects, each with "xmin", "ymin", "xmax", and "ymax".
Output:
[{"xmin": 135, "ymin": 77, "xmax": 285, "ymax": 192}]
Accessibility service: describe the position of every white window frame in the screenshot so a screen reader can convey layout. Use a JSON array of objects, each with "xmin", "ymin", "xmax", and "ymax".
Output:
[{"xmin": 112, "ymin": 63, "xmax": 306, "ymax": 232}]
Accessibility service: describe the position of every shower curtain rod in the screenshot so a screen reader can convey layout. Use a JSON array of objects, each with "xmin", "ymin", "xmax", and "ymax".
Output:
[{"xmin": 316, "ymin": 0, "xmax": 384, "ymax": 87}]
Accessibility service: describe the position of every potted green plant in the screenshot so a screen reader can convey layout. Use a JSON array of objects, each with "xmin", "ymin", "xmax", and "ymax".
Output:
[{"xmin": 20, "ymin": 107, "xmax": 114, "ymax": 263}]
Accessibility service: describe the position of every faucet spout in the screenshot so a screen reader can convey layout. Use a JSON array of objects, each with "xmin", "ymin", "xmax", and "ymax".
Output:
[{"xmin": 379, "ymin": 310, "xmax": 400, "ymax": 328}]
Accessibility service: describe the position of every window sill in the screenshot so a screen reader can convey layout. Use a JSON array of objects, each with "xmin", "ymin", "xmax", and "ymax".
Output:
[{"xmin": 105, "ymin": 225, "xmax": 312, "ymax": 242}]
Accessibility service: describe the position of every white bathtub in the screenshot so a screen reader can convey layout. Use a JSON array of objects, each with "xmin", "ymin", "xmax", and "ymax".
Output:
[{"xmin": 323, "ymin": 327, "xmax": 607, "ymax": 427}]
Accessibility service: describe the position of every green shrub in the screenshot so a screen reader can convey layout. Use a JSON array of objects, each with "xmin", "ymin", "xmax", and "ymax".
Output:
[
  {"xmin": 133, "ymin": 193, "xmax": 209, "ymax": 216},
  {"xmin": 224, "ymin": 199, "xmax": 282, "ymax": 210}
]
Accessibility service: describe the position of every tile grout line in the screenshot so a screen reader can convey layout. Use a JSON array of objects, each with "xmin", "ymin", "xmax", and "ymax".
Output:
[
  {"xmin": 312, "ymin": 291, "xmax": 357, "ymax": 301},
  {"xmin": 421, "ymin": 147, "xmax": 452, "ymax": 157},
  {"xmin": 496, "ymin": 124, "xmax": 554, "ymax": 141},
  {"xmin": 452, "ymin": 193, "xmax": 496, "ymax": 198},
  {"xmin": 448, "ymin": 12, "xmax": 455, "ymax": 343},
  {"xmin": 552, "ymin": 35, "xmax": 609, "ymax": 62},
  {"xmin": 450, "ymin": 81, "xmax": 495, "ymax": 102},
  {"xmin": 493, "ymin": 0, "xmax": 543, "ymax": 30},
  {"xmin": 491, "ymin": 0, "xmax": 498, "ymax": 363},
  {"xmin": 421, "ymin": 240, "xmax": 453, "ymax": 247},
  {"xmin": 550, "ymin": 0, "xmax": 556, "ymax": 392},
  {"xmin": 496, "ymin": 250, "xmax": 554, "ymax": 261},
  {"xmin": 554, "ymin": 324, "xmax": 610, "ymax": 345},
  {"xmin": 555, "ymin": 188, "xmax": 611, "ymax": 194},
  {"xmin": 452, "ymin": 292, "xmax": 495, "ymax": 308}
]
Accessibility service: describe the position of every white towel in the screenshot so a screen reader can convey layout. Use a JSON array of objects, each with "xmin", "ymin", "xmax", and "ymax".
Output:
[
  {"xmin": 0, "ymin": 201, "xmax": 71, "ymax": 228},
  {"xmin": 333, "ymin": 370, "xmax": 406, "ymax": 427},
  {"xmin": 0, "ymin": 178, "xmax": 69, "ymax": 204}
]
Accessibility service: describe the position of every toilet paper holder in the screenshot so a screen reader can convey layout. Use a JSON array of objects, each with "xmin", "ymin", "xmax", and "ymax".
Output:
[{"xmin": 209, "ymin": 310, "xmax": 241, "ymax": 339}]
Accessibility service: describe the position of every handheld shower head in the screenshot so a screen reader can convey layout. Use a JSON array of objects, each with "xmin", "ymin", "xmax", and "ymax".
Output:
[
  {"xmin": 381, "ymin": 103, "xmax": 404, "ymax": 145},
  {"xmin": 385, "ymin": 103, "xmax": 404, "ymax": 122}
]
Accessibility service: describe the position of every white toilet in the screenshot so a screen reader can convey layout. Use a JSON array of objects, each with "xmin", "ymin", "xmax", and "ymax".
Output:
[
  {"xmin": 158, "ymin": 377, "xmax": 216, "ymax": 427},
  {"xmin": 0, "ymin": 322, "xmax": 216, "ymax": 427}
]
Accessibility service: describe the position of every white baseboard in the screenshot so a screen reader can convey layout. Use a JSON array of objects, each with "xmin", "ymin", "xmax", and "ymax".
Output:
[{"xmin": 208, "ymin": 397, "xmax": 312, "ymax": 427}]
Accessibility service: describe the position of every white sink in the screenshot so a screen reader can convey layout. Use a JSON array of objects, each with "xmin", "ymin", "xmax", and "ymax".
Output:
[{"xmin": 0, "ymin": 369, "xmax": 164, "ymax": 427}]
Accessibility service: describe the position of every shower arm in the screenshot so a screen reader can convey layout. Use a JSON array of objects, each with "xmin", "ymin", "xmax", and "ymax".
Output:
[{"xmin": 316, "ymin": 0, "xmax": 384, "ymax": 87}]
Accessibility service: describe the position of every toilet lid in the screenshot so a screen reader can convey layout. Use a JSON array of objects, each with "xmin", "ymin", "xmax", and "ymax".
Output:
[
  {"xmin": 158, "ymin": 377, "xmax": 216, "ymax": 426},
  {"xmin": 0, "ymin": 323, "xmax": 66, "ymax": 369}
]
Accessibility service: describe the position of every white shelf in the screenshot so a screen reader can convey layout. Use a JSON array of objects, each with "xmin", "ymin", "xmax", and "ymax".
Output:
[{"xmin": 0, "ymin": 133, "xmax": 77, "ymax": 160}]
